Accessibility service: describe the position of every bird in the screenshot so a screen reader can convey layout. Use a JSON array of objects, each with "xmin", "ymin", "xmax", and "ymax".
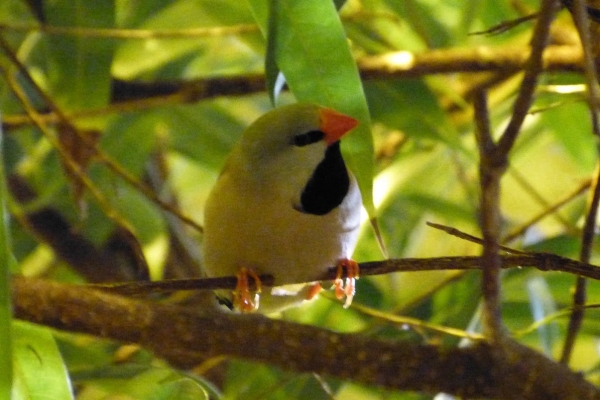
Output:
[{"xmin": 202, "ymin": 103, "xmax": 363, "ymax": 313}]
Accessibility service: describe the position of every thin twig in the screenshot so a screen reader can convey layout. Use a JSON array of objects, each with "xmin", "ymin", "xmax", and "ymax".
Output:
[
  {"xmin": 561, "ymin": 165, "xmax": 600, "ymax": 363},
  {"xmin": 0, "ymin": 22, "xmax": 259, "ymax": 39},
  {"xmin": 2, "ymin": 68, "xmax": 150, "ymax": 280},
  {"xmin": 497, "ymin": 0, "xmax": 559, "ymax": 155},
  {"xmin": 470, "ymin": 14, "xmax": 539, "ymax": 36},
  {"xmin": 86, "ymin": 253, "xmax": 600, "ymax": 295},
  {"xmin": 470, "ymin": 0, "xmax": 558, "ymax": 344},
  {"xmin": 502, "ymin": 179, "xmax": 590, "ymax": 243},
  {"xmin": 321, "ymin": 292, "xmax": 485, "ymax": 340},
  {"xmin": 0, "ymin": 44, "xmax": 585, "ymax": 131},
  {"xmin": 0, "ymin": 36, "xmax": 204, "ymax": 233},
  {"xmin": 2, "ymin": 75, "xmax": 267, "ymax": 130},
  {"xmin": 508, "ymin": 167, "xmax": 575, "ymax": 230},
  {"xmin": 3, "ymin": 70, "xmax": 143, "ymax": 240},
  {"xmin": 560, "ymin": 0, "xmax": 600, "ymax": 365},
  {"xmin": 473, "ymin": 90, "xmax": 505, "ymax": 343},
  {"xmin": 570, "ymin": 0, "xmax": 600, "ymax": 136},
  {"xmin": 426, "ymin": 222, "xmax": 527, "ymax": 254}
]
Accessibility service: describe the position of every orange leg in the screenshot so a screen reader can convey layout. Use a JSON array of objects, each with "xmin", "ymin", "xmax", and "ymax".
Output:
[
  {"xmin": 306, "ymin": 282, "xmax": 323, "ymax": 300},
  {"xmin": 333, "ymin": 259, "xmax": 359, "ymax": 308},
  {"xmin": 232, "ymin": 267, "xmax": 262, "ymax": 312}
]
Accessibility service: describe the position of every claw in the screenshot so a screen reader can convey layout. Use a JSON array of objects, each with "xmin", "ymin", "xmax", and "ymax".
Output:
[
  {"xmin": 333, "ymin": 259, "xmax": 359, "ymax": 308},
  {"xmin": 233, "ymin": 267, "xmax": 262, "ymax": 312}
]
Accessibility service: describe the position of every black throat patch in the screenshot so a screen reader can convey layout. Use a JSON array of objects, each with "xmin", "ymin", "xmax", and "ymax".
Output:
[{"xmin": 299, "ymin": 141, "xmax": 350, "ymax": 216}]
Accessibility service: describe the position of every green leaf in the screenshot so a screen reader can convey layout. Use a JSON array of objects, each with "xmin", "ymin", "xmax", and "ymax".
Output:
[
  {"xmin": 384, "ymin": 0, "xmax": 453, "ymax": 48},
  {"xmin": 541, "ymin": 99, "xmax": 597, "ymax": 172},
  {"xmin": 365, "ymin": 79, "xmax": 463, "ymax": 149},
  {"xmin": 247, "ymin": 0, "xmax": 376, "ymax": 215},
  {"xmin": 264, "ymin": 0, "xmax": 280, "ymax": 104},
  {"xmin": 526, "ymin": 276, "xmax": 559, "ymax": 356},
  {"xmin": 524, "ymin": 234, "xmax": 581, "ymax": 258},
  {"xmin": 164, "ymin": 103, "xmax": 245, "ymax": 167},
  {"xmin": 0, "ymin": 116, "xmax": 13, "ymax": 400},
  {"xmin": 224, "ymin": 361, "xmax": 343, "ymax": 400},
  {"xmin": 100, "ymin": 113, "xmax": 159, "ymax": 176},
  {"xmin": 117, "ymin": 368, "xmax": 208, "ymax": 400},
  {"xmin": 12, "ymin": 321, "xmax": 73, "ymax": 400},
  {"xmin": 156, "ymin": 378, "xmax": 210, "ymax": 400},
  {"xmin": 113, "ymin": 0, "xmax": 257, "ymax": 80},
  {"xmin": 44, "ymin": 0, "xmax": 115, "ymax": 117},
  {"xmin": 432, "ymin": 272, "xmax": 481, "ymax": 342}
]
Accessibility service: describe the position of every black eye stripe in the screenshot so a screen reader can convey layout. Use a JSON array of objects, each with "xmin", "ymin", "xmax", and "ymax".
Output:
[{"xmin": 293, "ymin": 130, "xmax": 325, "ymax": 147}]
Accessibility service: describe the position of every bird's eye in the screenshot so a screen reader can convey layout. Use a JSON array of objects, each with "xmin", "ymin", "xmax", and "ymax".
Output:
[{"xmin": 292, "ymin": 130, "xmax": 325, "ymax": 147}]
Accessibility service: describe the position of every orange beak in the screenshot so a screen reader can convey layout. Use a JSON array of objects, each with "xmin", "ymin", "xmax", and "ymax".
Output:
[{"xmin": 319, "ymin": 108, "xmax": 359, "ymax": 146}]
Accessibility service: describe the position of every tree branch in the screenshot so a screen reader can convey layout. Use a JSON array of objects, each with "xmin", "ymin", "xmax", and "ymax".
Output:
[
  {"xmin": 86, "ymin": 253, "xmax": 600, "ymax": 296},
  {"xmin": 1, "ymin": 44, "xmax": 584, "ymax": 131},
  {"xmin": 474, "ymin": 90, "xmax": 506, "ymax": 342},
  {"xmin": 498, "ymin": 0, "xmax": 559, "ymax": 154},
  {"xmin": 357, "ymin": 44, "xmax": 581, "ymax": 78},
  {"xmin": 10, "ymin": 276, "xmax": 600, "ymax": 399},
  {"xmin": 469, "ymin": 0, "xmax": 558, "ymax": 344}
]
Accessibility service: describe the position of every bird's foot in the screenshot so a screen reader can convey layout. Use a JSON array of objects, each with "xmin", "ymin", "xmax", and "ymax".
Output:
[
  {"xmin": 333, "ymin": 259, "xmax": 359, "ymax": 308},
  {"xmin": 306, "ymin": 282, "xmax": 323, "ymax": 300},
  {"xmin": 233, "ymin": 267, "xmax": 262, "ymax": 312}
]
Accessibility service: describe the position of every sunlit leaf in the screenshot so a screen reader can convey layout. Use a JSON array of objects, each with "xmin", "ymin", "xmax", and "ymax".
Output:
[
  {"xmin": 365, "ymin": 80, "xmax": 463, "ymax": 149},
  {"xmin": 12, "ymin": 321, "xmax": 73, "ymax": 400},
  {"xmin": 113, "ymin": 0, "xmax": 258, "ymax": 79}
]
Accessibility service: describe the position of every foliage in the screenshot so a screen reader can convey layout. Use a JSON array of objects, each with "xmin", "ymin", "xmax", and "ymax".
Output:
[{"xmin": 1, "ymin": 0, "xmax": 600, "ymax": 399}]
